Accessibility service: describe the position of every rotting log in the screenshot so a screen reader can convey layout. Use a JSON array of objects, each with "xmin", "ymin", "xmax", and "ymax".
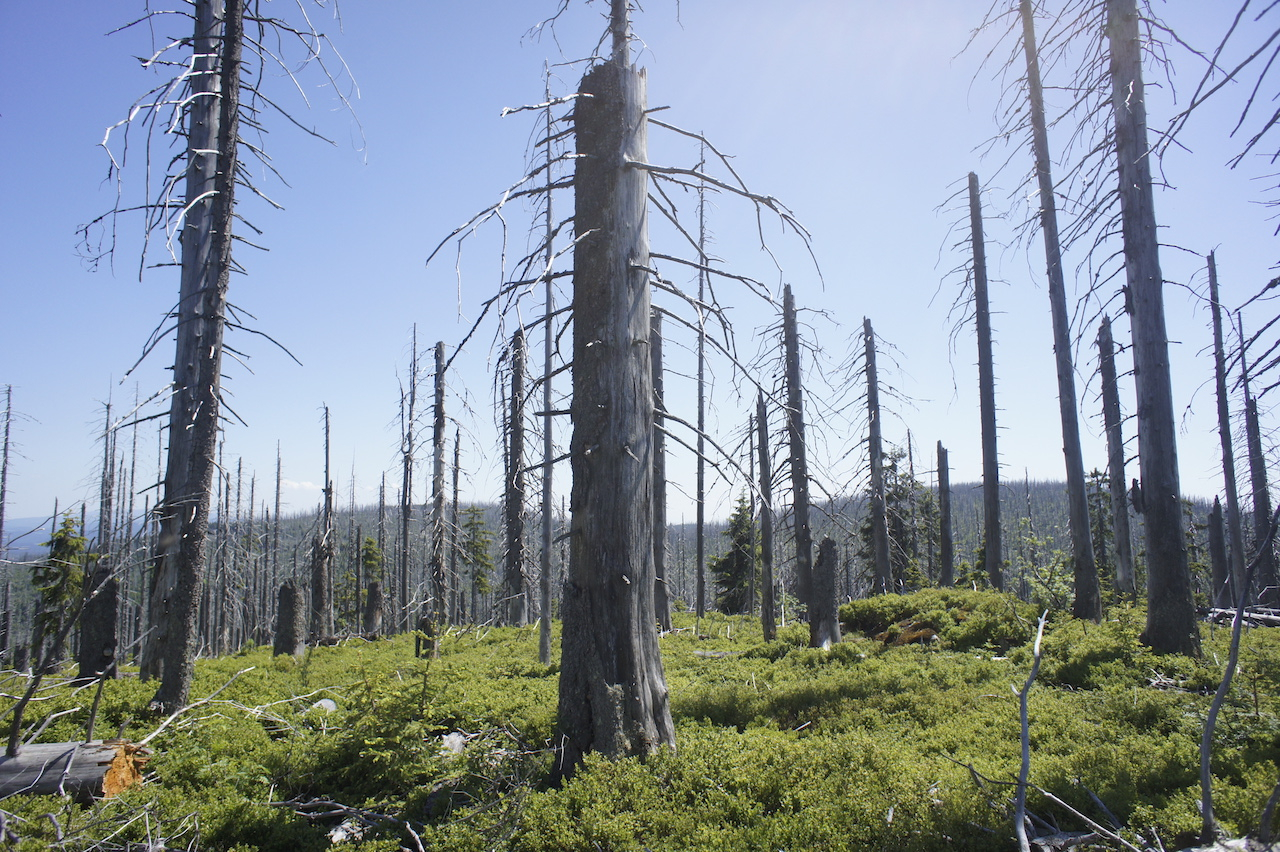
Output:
[{"xmin": 0, "ymin": 740, "xmax": 149, "ymax": 802}]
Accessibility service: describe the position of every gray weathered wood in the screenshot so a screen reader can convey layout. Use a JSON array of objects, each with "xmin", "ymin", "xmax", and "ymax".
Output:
[
  {"xmin": 555, "ymin": 38, "xmax": 674, "ymax": 778},
  {"xmin": 938, "ymin": 441, "xmax": 954, "ymax": 587},
  {"xmin": 1097, "ymin": 316, "xmax": 1136, "ymax": 598},
  {"xmin": 0, "ymin": 741, "xmax": 149, "ymax": 802},
  {"xmin": 144, "ymin": 0, "xmax": 243, "ymax": 711},
  {"xmin": 810, "ymin": 537, "xmax": 841, "ymax": 648},
  {"xmin": 967, "ymin": 172, "xmax": 1004, "ymax": 591},
  {"xmin": 1208, "ymin": 253, "xmax": 1247, "ymax": 606},
  {"xmin": 652, "ymin": 311, "xmax": 672, "ymax": 632},
  {"xmin": 1108, "ymin": 0, "xmax": 1198, "ymax": 654},
  {"xmin": 865, "ymin": 318, "xmax": 892, "ymax": 594},
  {"xmin": 757, "ymin": 391, "xmax": 776, "ymax": 641},
  {"xmin": 1019, "ymin": 0, "xmax": 1099, "ymax": 620},
  {"xmin": 782, "ymin": 284, "xmax": 815, "ymax": 616},
  {"xmin": 274, "ymin": 579, "xmax": 305, "ymax": 657},
  {"xmin": 504, "ymin": 332, "xmax": 528, "ymax": 626}
]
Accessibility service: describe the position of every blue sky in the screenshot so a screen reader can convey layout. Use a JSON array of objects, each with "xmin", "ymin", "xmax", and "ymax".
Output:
[{"xmin": 0, "ymin": 1, "xmax": 1276, "ymax": 536}]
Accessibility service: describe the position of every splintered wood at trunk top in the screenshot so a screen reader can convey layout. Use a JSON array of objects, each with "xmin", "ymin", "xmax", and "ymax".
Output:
[{"xmin": 556, "ymin": 59, "xmax": 673, "ymax": 781}]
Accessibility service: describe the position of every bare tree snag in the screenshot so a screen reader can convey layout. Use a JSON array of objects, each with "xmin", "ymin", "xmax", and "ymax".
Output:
[
  {"xmin": 80, "ymin": 403, "xmax": 119, "ymax": 682},
  {"xmin": 400, "ymin": 326, "xmax": 419, "ymax": 634},
  {"xmin": 757, "ymin": 391, "xmax": 776, "ymax": 640},
  {"xmin": 811, "ymin": 537, "xmax": 841, "ymax": 648},
  {"xmin": 1208, "ymin": 253, "xmax": 1247, "ymax": 605},
  {"xmin": 555, "ymin": 22, "xmax": 674, "ymax": 778},
  {"xmin": 504, "ymin": 331, "xmax": 528, "ymax": 626},
  {"xmin": 310, "ymin": 406, "xmax": 334, "ymax": 642},
  {"xmin": 1108, "ymin": 0, "xmax": 1198, "ymax": 654},
  {"xmin": 0, "ymin": 386, "xmax": 10, "ymax": 572},
  {"xmin": 1209, "ymin": 498, "xmax": 1229, "ymax": 607},
  {"xmin": 1019, "ymin": 0, "xmax": 1100, "ymax": 620},
  {"xmin": 1241, "ymin": 342, "xmax": 1278, "ymax": 606},
  {"xmin": 938, "ymin": 441, "xmax": 954, "ymax": 587},
  {"xmin": 1097, "ymin": 316, "xmax": 1136, "ymax": 598},
  {"xmin": 0, "ymin": 741, "xmax": 149, "ymax": 802},
  {"xmin": 364, "ymin": 580, "xmax": 384, "ymax": 638},
  {"xmin": 967, "ymin": 172, "xmax": 1004, "ymax": 591},
  {"xmin": 273, "ymin": 579, "xmax": 305, "ymax": 657},
  {"xmin": 144, "ymin": 0, "xmax": 244, "ymax": 712},
  {"xmin": 695, "ymin": 145, "xmax": 709, "ymax": 624},
  {"xmin": 864, "ymin": 318, "xmax": 892, "ymax": 595},
  {"xmin": 652, "ymin": 311, "xmax": 672, "ymax": 631},
  {"xmin": 431, "ymin": 340, "xmax": 449, "ymax": 633},
  {"xmin": 783, "ymin": 284, "xmax": 816, "ymax": 616}
]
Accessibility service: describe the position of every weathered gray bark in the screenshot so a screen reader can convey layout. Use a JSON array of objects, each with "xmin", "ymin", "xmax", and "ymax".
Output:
[
  {"xmin": 967, "ymin": 172, "xmax": 1004, "ymax": 591},
  {"xmin": 757, "ymin": 391, "xmax": 776, "ymax": 641},
  {"xmin": 1097, "ymin": 316, "xmax": 1136, "ymax": 598},
  {"xmin": 400, "ymin": 326, "xmax": 418, "ymax": 633},
  {"xmin": 0, "ymin": 386, "xmax": 10, "ymax": 569},
  {"xmin": 938, "ymin": 441, "xmax": 955, "ymax": 587},
  {"xmin": 431, "ymin": 340, "xmax": 448, "ymax": 632},
  {"xmin": 1019, "ymin": 0, "xmax": 1100, "ymax": 620},
  {"xmin": 0, "ymin": 741, "xmax": 149, "ymax": 802},
  {"xmin": 695, "ymin": 150, "xmax": 708, "ymax": 622},
  {"xmin": 810, "ymin": 537, "xmax": 841, "ymax": 648},
  {"xmin": 1208, "ymin": 253, "xmax": 1247, "ymax": 606},
  {"xmin": 310, "ymin": 407, "xmax": 334, "ymax": 642},
  {"xmin": 272, "ymin": 579, "xmax": 305, "ymax": 657},
  {"xmin": 555, "ymin": 32, "xmax": 674, "ymax": 778},
  {"xmin": 782, "ymin": 284, "xmax": 815, "ymax": 616},
  {"xmin": 539, "ymin": 86, "xmax": 557, "ymax": 662},
  {"xmin": 864, "ymin": 318, "xmax": 892, "ymax": 595},
  {"xmin": 1108, "ymin": 0, "xmax": 1198, "ymax": 654},
  {"xmin": 144, "ymin": 0, "xmax": 243, "ymax": 711},
  {"xmin": 80, "ymin": 404, "xmax": 118, "ymax": 681},
  {"xmin": 651, "ymin": 311, "xmax": 672, "ymax": 631},
  {"xmin": 451, "ymin": 430, "xmax": 462, "ymax": 625},
  {"xmin": 504, "ymin": 332, "xmax": 528, "ymax": 626},
  {"xmin": 363, "ymin": 580, "xmax": 384, "ymax": 637},
  {"xmin": 1209, "ymin": 497, "xmax": 1229, "ymax": 607},
  {"xmin": 1243, "ymin": 370, "xmax": 1278, "ymax": 606}
]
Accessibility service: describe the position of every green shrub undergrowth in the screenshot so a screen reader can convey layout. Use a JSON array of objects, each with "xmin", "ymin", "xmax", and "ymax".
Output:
[{"xmin": 3, "ymin": 591, "xmax": 1280, "ymax": 850}]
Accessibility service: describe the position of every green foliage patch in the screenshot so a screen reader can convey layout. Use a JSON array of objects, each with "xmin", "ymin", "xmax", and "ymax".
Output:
[{"xmin": 5, "ymin": 594, "xmax": 1280, "ymax": 849}]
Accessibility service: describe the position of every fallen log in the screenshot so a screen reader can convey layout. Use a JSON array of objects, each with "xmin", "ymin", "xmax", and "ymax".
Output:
[{"xmin": 0, "ymin": 740, "xmax": 150, "ymax": 802}]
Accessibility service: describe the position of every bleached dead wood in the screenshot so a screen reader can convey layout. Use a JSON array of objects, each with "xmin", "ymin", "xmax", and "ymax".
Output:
[{"xmin": 0, "ymin": 740, "xmax": 149, "ymax": 802}]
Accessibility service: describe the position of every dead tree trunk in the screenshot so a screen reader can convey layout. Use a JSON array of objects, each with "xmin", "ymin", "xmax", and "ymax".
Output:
[
  {"xmin": 695, "ymin": 147, "xmax": 708, "ymax": 623},
  {"xmin": 539, "ymin": 86, "xmax": 557, "ymax": 662},
  {"xmin": 555, "ymin": 22, "xmax": 674, "ymax": 778},
  {"xmin": 80, "ymin": 403, "xmax": 119, "ymax": 682},
  {"xmin": 864, "ymin": 318, "xmax": 892, "ymax": 594},
  {"xmin": 1020, "ymin": 0, "xmax": 1100, "ymax": 620},
  {"xmin": 1108, "ymin": 0, "xmax": 1198, "ymax": 654},
  {"xmin": 811, "ymin": 537, "xmax": 841, "ymax": 648},
  {"xmin": 310, "ymin": 406, "xmax": 334, "ymax": 642},
  {"xmin": 1209, "ymin": 253, "xmax": 1247, "ymax": 606},
  {"xmin": 1209, "ymin": 497, "xmax": 1229, "ymax": 608},
  {"xmin": 0, "ymin": 741, "xmax": 149, "ymax": 802},
  {"xmin": 504, "ymin": 331, "xmax": 528, "ymax": 626},
  {"xmin": 757, "ymin": 391, "xmax": 776, "ymax": 640},
  {"xmin": 431, "ymin": 340, "xmax": 448, "ymax": 633},
  {"xmin": 1097, "ymin": 316, "xmax": 1136, "ymax": 598},
  {"xmin": 400, "ymin": 326, "xmax": 419, "ymax": 633},
  {"xmin": 783, "ymin": 284, "xmax": 816, "ymax": 618},
  {"xmin": 451, "ymin": 429, "xmax": 462, "ymax": 625},
  {"xmin": 144, "ymin": 0, "xmax": 243, "ymax": 712},
  {"xmin": 0, "ymin": 386, "xmax": 10, "ymax": 570},
  {"xmin": 652, "ymin": 311, "xmax": 672, "ymax": 631},
  {"xmin": 968, "ymin": 172, "xmax": 1004, "ymax": 591},
  {"xmin": 273, "ymin": 579, "xmax": 305, "ymax": 657},
  {"xmin": 938, "ymin": 441, "xmax": 955, "ymax": 587},
  {"xmin": 364, "ymin": 580, "xmax": 384, "ymax": 638},
  {"xmin": 1240, "ymin": 328, "xmax": 1279, "ymax": 606}
]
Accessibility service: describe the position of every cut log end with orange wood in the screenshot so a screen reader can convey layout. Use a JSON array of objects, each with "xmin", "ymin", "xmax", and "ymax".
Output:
[{"xmin": 0, "ymin": 740, "xmax": 150, "ymax": 802}]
